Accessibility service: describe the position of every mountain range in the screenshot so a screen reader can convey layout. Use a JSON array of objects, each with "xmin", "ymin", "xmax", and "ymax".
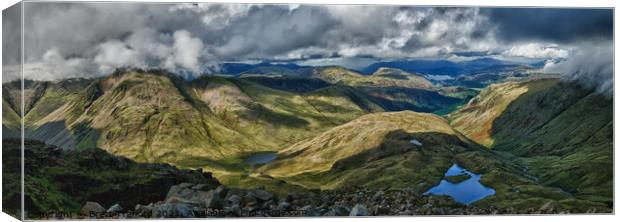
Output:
[{"xmin": 2, "ymin": 64, "xmax": 613, "ymax": 214}]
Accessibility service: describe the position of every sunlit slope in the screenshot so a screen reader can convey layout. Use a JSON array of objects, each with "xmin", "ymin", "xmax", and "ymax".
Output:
[
  {"xmin": 19, "ymin": 71, "xmax": 262, "ymax": 164},
  {"xmin": 449, "ymin": 78, "xmax": 613, "ymax": 203},
  {"xmin": 259, "ymin": 111, "xmax": 497, "ymax": 189},
  {"xmin": 17, "ymin": 70, "xmax": 388, "ymax": 168},
  {"xmin": 3, "ymin": 81, "xmax": 26, "ymax": 138},
  {"xmin": 448, "ymin": 79, "xmax": 535, "ymax": 147},
  {"xmin": 2, "ymin": 99, "xmax": 20, "ymax": 138},
  {"xmin": 190, "ymin": 76, "xmax": 377, "ymax": 149},
  {"xmin": 312, "ymin": 66, "xmax": 434, "ymax": 89}
]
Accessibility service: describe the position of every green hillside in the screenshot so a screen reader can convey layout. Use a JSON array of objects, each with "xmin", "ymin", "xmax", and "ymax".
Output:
[
  {"xmin": 254, "ymin": 109, "xmax": 610, "ymax": 212},
  {"xmin": 3, "ymin": 68, "xmax": 612, "ymax": 214},
  {"xmin": 258, "ymin": 111, "xmax": 478, "ymax": 188},
  {"xmin": 312, "ymin": 66, "xmax": 434, "ymax": 89},
  {"xmin": 13, "ymin": 68, "xmax": 466, "ymax": 169},
  {"xmin": 2, "ymin": 139, "xmax": 220, "ymax": 218},
  {"xmin": 449, "ymin": 78, "xmax": 613, "ymax": 207}
]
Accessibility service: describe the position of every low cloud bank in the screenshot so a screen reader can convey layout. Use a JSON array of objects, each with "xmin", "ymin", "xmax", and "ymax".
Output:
[{"xmin": 544, "ymin": 42, "xmax": 613, "ymax": 96}]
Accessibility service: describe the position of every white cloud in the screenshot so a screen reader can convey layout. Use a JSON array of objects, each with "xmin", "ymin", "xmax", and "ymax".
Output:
[
  {"xmin": 169, "ymin": 30, "xmax": 205, "ymax": 73},
  {"xmin": 43, "ymin": 48, "xmax": 94, "ymax": 76},
  {"xmin": 170, "ymin": 3, "xmax": 252, "ymax": 30},
  {"xmin": 504, "ymin": 43, "xmax": 570, "ymax": 59},
  {"xmin": 543, "ymin": 41, "xmax": 613, "ymax": 96},
  {"xmin": 3, "ymin": 3, "xmax": 610, "ymax": 84},
  {"xmin": 94, "ymin": 40, "xmax": 143, "ymax": 73}
]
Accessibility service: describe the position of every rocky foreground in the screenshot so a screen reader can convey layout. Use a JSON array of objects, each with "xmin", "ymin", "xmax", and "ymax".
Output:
[{"xmin": 75, "ymin": 183, "xmax": 575, "ymax": 219}]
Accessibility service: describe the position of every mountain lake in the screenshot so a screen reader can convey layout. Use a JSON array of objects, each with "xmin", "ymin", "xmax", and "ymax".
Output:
[
  {"xmin": 424, "ymin": 164, "xmax": 495, "ymax": 205},
  {"xmin": 244, "ymin": 152, "xmax": 278, "ymax": 165}
]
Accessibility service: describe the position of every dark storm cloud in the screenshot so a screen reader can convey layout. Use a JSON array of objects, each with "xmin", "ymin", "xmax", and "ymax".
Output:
[
  {"xmin": 21, "ymin": 2, "xmax": 206, "ymax": 62},
  {"xmin": 1, "ymin": 2, "xmax": 613, "ymax": 91},
  {"xmin": 212, "ymin": 5, "xmax": 340, "ymax": 58},
  {"xmin": 544, "ymin": 41, "xmax": 613, "ymax": 96},
  {"xmin": 2, "ymin": 2, "xmax": 21, "ymax": 65},
  {"xmin": 482, "ymin": 8, "xmax": 613, "ymax": 43}
]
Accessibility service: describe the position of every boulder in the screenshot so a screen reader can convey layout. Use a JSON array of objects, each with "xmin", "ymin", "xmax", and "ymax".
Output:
[
  {"xmin": 225, "ymin": 204, "xmax": 242, "ymax": 217},
  {"xmin": 300, "ymin": 205, "xmax": 321, "ymax": 216},
  {"xmin": 244, "ymin": 195, "xmax": 258, "ymax": 207},
  {"xmin": 373, "ymin": 191, "xmax": 385, "ymax": 201},
  {"xmin": 277, "ymin": 201, "xmax": 292, "ymax": 211},
  {"xmin": 205, "ymin": 190, "xmax": 224, "ymax": 209},
  {"xmin": 324, "ymin": 205, "xmax": 350, "ymax": 216},
  {"xmin": 106, "ymin": 204, "xmax": 123, "ymax": 213},
  {"xmin": 134, "ymin": 204, "xmax": 153, "ymax": 217},
  {"xmin": 152, "ymin": 203, "xmax": 194, "ymax": 218},
  {"xmin": 227, "ymin": 194, "xmax": 242, "ymax": 206},
  {"xmin": 81, "ymin": 201, "xmax": 106, "ymax": 216},
  {"xmin": 249, "ymin": 189, "xmax": 274, "ymax": 202},
  {"xmin": 191, "ymin": 184, "xmax": 209, "ymax": 191},
  {"xmin": 262, "ymin": 199, "xmax": 277, "ymax": 210},
  {"xmin": 350, "ymin": 204, "xmax": 369, "ymax": 216},
  {"xmin": 165, "ymin": 183, "xmax": 207, "ymax": 205},
  {"xmin": 214, "ymin": 185, "xmax": 229, "ymax": 198}
]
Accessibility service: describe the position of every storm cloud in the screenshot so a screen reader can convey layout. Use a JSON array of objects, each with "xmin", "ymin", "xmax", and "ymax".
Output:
[
  {"xmin": 544, "ymin": 41, "xmax": 613, "ymax": 96},
  {"xmin": 482, "ymin": 8, "xmax": 613, "ymax": 43},
  {"xmin": 1, "ymin": 2, "xmax": 614, "ymax": 94}
]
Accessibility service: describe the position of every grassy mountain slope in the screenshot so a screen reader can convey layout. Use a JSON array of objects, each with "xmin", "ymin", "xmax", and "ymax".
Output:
[
  {"xmin": 256, "ymin": 109, "xmax": 610, "ymax": 212},
  {"xmin": 257, "ymin": 111, "xmax": 522, "ymax": 191},
  {"xmin": 448, "ymin": 78, "xmax": 613, "ymax": 206},
  {"xmin": 29, "ymin": 71, "xmax": 268, "ymax": 164},
  {"xmin": 261, "ymin": 111, "xmax": 462, "ymax": 177},
  {"xmin": 2, "ymin": 99, "xmax": 20, "ymax": 138},
  {"xmin": 18, "ymin": 70, "xmax": 390, "ymax": 172},
  {"xmin": 239, "ymin": 75, "xmax": 330, "ymax": 93},
  {"xmin": 238, "ymin": 66, "xmax": 464, "ymax": 113},
  {"xmin": 312, "ymin": 66, "xmax": 434, "ymax": 89},
  {"xmin": 313, "ymin": 67, "xmax": 465, "ymax": 113},
  {"xmin": 190, "ymin": 76, "xmax": 374, "ymax": 153},
  {"xmin": 2, "ymin": 81, "xmax": 22, "ymax": 138},
  {"xmin": 448, "ymin": 80, "xmax": 535, "ymax": 147}
]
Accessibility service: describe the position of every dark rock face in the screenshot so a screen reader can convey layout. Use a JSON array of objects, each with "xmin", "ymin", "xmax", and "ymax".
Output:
[{"xmin": 3, "ymin": 139, "xmax": 222, "ymax": 219}]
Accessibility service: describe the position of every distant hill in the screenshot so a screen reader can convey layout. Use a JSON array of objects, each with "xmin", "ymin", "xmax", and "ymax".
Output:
[
  {"xmin": 360, "ymin": 58, "xmax": 522, "ymax": 76},
  {"xmin": 239, "ymin": 75, "xmax": 331, "ymax": 93},
  {"xmin": 239, "ymin": 67, "xmax": 464, "ymax": 113},
  {"xmin": 219, "ymin": 62, "xmax": 313, "ymax": 76},
  {"xmin": 312, "ymin": 66, "xmax": 434, "ymax": 89}
]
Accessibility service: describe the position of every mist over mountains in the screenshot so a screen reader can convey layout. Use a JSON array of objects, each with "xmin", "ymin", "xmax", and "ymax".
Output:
[{"xmin": 2, "ymin": 4, "xmax": 612, "ymax": 96}]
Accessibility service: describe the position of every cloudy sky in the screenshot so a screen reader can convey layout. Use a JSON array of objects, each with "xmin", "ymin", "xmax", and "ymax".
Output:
[{"xmin": 1, "ymin": 2, "xmax": 613, "ymax": 93}]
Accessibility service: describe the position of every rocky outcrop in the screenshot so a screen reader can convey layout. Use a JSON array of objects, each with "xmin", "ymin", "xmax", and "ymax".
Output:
[
  {"xmin": 80, "ymin": 183, "xmax": 591, "ymax": 219},
  {"xmin": 81, "ymin": 202, "xmax": 106, "ymax": 215}
]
